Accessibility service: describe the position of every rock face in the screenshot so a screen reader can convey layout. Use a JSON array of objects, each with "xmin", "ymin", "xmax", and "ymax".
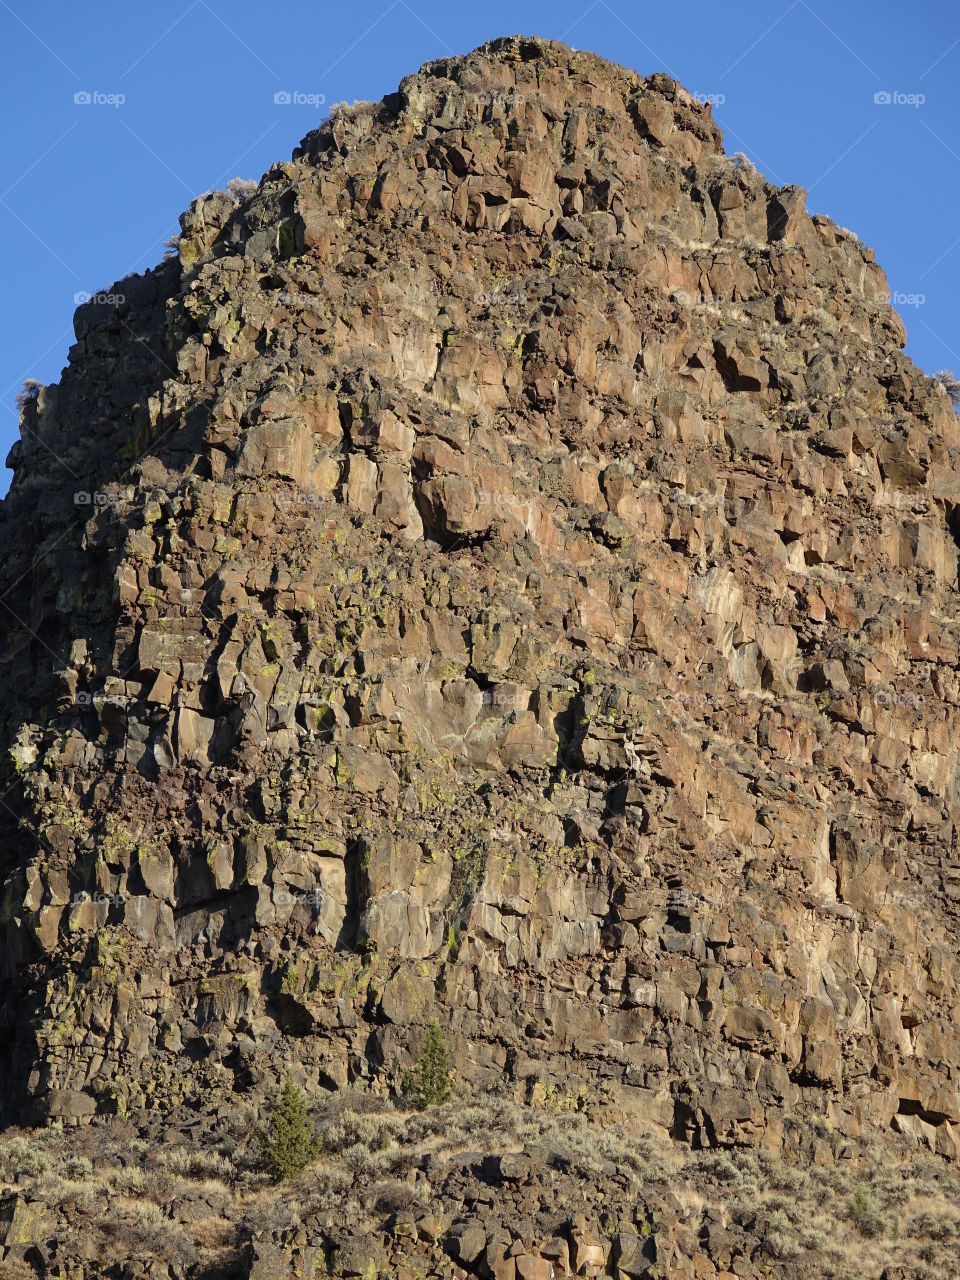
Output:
[{"xmin": 3, "ymin": 33, "xmax": 960, "ymax": 1184}]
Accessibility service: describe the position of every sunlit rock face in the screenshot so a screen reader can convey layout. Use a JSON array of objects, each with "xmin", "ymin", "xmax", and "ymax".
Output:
[{"xmin": 3, "ymin": 35, "xmax": 960, "ymax": 1177}]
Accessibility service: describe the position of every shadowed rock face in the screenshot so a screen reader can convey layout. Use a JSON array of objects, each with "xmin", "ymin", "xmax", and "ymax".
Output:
[{"xmin": 2, "ymin": 33, "xmax": 960, "ymax": 1175}]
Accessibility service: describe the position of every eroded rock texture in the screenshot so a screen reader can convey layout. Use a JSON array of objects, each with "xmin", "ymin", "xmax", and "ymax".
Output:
[{"xmin": 2, "ymin": 36, "xmax": 960, "ymax": 1178}]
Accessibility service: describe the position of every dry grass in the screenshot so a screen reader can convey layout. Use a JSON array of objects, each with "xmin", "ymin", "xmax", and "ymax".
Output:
[
  {"xmin": 1, "ymin": 1097, "xmax": 959, "ymax": 1279},
  {"xmin": 683, "ymin": 1143, "xmax": 960, "ymax": 1278}
]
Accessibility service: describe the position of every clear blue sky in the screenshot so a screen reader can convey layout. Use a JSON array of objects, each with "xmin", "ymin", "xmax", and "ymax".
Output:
[{"xmin": 2, "ymin": 0, "xmax": 958, "ymax": 494}]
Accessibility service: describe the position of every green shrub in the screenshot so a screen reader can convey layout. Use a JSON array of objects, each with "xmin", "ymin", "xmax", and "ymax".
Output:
[
  {"xmin": 402, "ymin": 1021, "xmax": 452, "ymax": 1109},
  {"xmin": 256, "ymin": 1071, "xmax": 321, "ymax": 1181},
  {"xmin": 847, "ymin": 1186, "xmax": 884, "ymax": 1238}
]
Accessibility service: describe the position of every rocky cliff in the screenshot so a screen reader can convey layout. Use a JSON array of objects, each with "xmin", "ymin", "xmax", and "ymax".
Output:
[{"xmin": 2, "ymin": 34, "xmax": 960, "ymax": 1280}]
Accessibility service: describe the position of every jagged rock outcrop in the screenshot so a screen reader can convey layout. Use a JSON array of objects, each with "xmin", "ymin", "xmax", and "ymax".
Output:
[{"xmin": 3, "ymin": 36, "xmax": 960, "ymax": 1230}]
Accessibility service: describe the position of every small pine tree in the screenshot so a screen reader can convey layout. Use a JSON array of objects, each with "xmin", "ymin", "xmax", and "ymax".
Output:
[
  {"xmin": 255, "ymin": 1070, "xmax": 321, "ymax": 1182},
  {"xmin": 402, "ymin": 1021, "xmax": 452, "ymax": 1109}
]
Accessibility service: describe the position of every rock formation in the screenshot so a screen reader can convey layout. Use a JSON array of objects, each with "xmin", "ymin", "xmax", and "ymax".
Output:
[{"xmin": 2, "ymin": 33, "xmax": 960, "ymax": 1279}]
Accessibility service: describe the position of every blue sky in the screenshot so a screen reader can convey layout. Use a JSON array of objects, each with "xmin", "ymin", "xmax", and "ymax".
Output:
[{"xmin": 1, "ymin": 0, "xmax": 958, "ymax": 493}]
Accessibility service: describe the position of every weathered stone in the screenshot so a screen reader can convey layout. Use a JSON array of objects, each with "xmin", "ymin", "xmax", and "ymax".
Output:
[
  {"xmin": 236, "ymin": 419, "xmax": 314, "ymax": 480},
  {"xmin": 0, "ymin": 1194, "xmax": 45, "ymax": 1247},
  {"xmin": 444, "ymin": 1221, "xmax": 487, "ymax": 1265}
]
